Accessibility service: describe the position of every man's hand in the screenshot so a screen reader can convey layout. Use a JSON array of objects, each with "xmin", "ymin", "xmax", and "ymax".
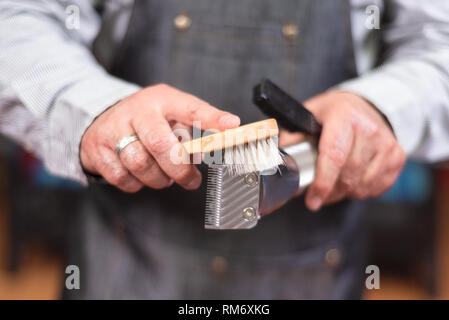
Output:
[
  {"xmin": 80, "ymin": 84, "xmax": 240, "ymax": 192},
  {"xmin": 280, "ymin": 91, "xmax": 406, "ymax": 211}
]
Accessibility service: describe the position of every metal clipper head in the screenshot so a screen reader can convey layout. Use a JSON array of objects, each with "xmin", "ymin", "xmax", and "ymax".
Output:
[
  {"xmin": 204, "ymin": 140, "xmax": 318, "ymax": 230},
  {"xmin": 205, "ymin": 166, "xmax": 261, "ymax": 229}
]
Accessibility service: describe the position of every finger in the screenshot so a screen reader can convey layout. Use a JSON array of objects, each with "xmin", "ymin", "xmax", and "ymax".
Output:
[
  {"xmin": 161, "ymin": 88, "xmax": 240, "ymax": 131},
  {"xmin": 323, "ymin": 182, "xmax": 347, "ymax": 205},
  {"xmin": 324, "ymin": 144, "xmax": 374, "ymax": 205},
  {"xmin": 305, "ymin": 119, "xmax": 354, "ymax": 211},
  {"xmin": 119, "ymin": 140, "xmax": 173, "ymax": 189},
  {"xmin": 171, "ymin": 122, "xmax": 192, "ymax": 141},
  {"xmin": 359, "ymin": 146, "xmax": 404, "ymax": 197},
  {"xmin": 133, "ymin": 116, "xmax": 202, "ymax": 190},
  {"xmin": 171, "ymin": 122, "xmax": 203, "ymax": 164},
  {"xmin": 337, "ymin": 132, "xmax": 376, "ymax": 197},
  {"xmin": 104, "ymin": 126, "xmax": 173, "ymax": 190},
  {"xmin": 96, "ymin": 146, "xmax": 143, "ymax": 193}
]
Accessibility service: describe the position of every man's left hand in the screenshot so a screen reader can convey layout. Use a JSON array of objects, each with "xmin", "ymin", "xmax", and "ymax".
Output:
[{"xmin": 280, "ymin": 91, "xmax": 406, "ymax": 211}]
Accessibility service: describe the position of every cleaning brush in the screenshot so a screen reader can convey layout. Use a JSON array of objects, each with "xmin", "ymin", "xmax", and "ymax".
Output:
[{"xmin": 182, "ymin": 118, "xmax": 285, "ymax": 175}]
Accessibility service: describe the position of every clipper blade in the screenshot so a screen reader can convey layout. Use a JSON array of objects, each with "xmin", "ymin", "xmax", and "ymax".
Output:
[{"xmin": 205, "ymin": 166, "xmax": 261, "ymax": 229}]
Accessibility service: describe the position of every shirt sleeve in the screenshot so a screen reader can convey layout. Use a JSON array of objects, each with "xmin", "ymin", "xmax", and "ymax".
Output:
[
  {"xmin": 339, "ymin": 0, "xmax": 449, "ymax": 162},
  {"xmin": 0, "ymin": 0, "xmax": 140, "ymax": 184}
]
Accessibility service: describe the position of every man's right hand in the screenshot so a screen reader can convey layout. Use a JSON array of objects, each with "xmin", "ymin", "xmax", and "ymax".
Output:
[{"xmin": 80, "ymin": 84, "xmax": 241, "ymax": 192}]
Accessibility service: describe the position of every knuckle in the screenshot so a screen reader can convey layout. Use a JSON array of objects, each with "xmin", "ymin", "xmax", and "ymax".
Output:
[
  {"xmin": 147, "ymin": 132, "xmax": 173, "ymax": 154},
  {"xmin": 186, "ymin": 100, "xmax": 204, "ymax": 122},
  {"xmin": 127, "ymin": 156, "xmax": 148, "ymax": 173},
  {"xmin": 324, "ymin": 147, "xmax": 346, "ymax": 167},
  {"xmin": 339, "ymin": 176, "xmax": 356, "ymax": 193},
  {"xmin": 122, "ymin": 148, "xmax": 150, "ymax": 173},
  {"xmin": 352, "ymin": 117, "xmax": 379, "ymax": 138},
  {"xmin": 365, "ymin": 123, "xmax": 381, "ymax": 138},
  {"xmin": 109, "ymin": 167, "xmax": 130, "ymax": 186}
]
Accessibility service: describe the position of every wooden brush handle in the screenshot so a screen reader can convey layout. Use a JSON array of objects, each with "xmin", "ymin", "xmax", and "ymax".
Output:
[{"xmin": 182, "ymin": 118, "xmax": 279, "ymax": 154}]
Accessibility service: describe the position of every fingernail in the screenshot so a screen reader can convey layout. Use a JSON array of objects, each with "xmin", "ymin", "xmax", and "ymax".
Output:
[
  {"xmin": 309, "ymin": 195, "xmax": 323, "ymax": 211},
  {"xmin": 186, "ymin": 175, "xmax": 202, "ymax": 189},
  {"xmin": 219, "ymin": 114, "xmax": 240, "ymax": 128}
]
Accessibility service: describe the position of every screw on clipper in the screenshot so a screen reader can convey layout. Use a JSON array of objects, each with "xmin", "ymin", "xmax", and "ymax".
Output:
[
  {"xmin": 242, "ymin": 207, "xmax": 256, "ymax": 221},
  {"xmin": 244, "ymin": 173, "xmax": 259, "ymax": 186}
]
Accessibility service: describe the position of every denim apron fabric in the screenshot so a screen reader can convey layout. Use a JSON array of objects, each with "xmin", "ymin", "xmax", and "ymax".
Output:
[{"xmin": 69, "ymin": 0, "xmax": 367, "ymax": 299}]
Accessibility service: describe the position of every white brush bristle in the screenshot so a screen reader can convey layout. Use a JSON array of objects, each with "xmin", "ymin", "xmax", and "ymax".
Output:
[{"xmin": 223, "ymin": 137, "xmax": 284, "ymax": 175}]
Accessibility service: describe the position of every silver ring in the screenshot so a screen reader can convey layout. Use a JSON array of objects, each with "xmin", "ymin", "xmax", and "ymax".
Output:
[{"xmin": 115, "ymin": 134, "xmax": 139, "ymax": 155}]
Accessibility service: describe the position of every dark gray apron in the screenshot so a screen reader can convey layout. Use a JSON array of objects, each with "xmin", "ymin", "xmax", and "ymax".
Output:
[{"xmin": 70, "ymin": 0, "xmax": 367, "ymax": 299}]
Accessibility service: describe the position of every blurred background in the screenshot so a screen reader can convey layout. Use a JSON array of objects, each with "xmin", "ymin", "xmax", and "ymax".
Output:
[{"xmin": 0, "ymin": 133, "xmax": 448, "ymax": 300}]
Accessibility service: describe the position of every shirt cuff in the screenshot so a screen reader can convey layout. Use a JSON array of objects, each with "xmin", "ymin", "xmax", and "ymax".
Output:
[
  {"xmin": 46, "ymin": 72, "xmax": 141, "ymax": 185},
  {"xmin": 336, "ymin": 70, "xmax": 426, "ymax": 155},
  {"xmin": 55, "ymin": 69, "xmax": 141, "ymax": 118}
]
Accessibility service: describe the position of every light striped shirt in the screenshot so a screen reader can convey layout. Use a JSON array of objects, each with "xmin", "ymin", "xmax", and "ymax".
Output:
[{"xmin": 0, "ymin": 0, "xmax": 448, "ymax": 185}]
